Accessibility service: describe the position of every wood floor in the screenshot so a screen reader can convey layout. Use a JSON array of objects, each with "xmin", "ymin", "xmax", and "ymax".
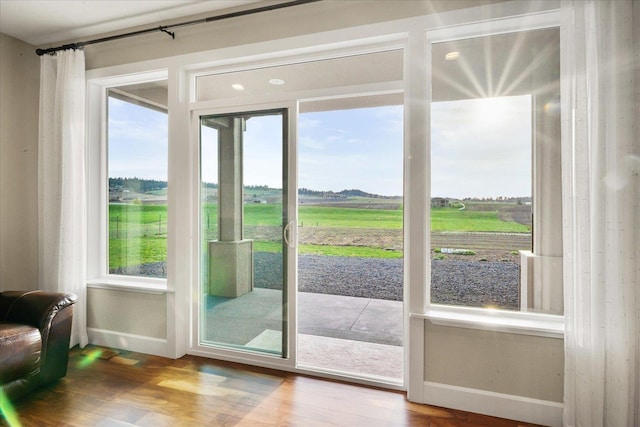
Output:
[{"xmin": 6, "ymin": 346, "xmax": 541, "ymax": 427}]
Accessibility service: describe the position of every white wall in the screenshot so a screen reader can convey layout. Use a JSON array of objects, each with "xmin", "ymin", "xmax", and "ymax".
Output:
[
  {"xmin": 87, "ymin": 288, "xmax": 167, "ymax": 339},
  {"xmin": 425, "ymin": 324, "xmax": 563, "ymax": 401},
  {"xmin": 0, "ymin": 33, "xmax": 39, "ymax": 292},
  {"xmin": 78, "ymin": 0, "xmax": 500, "ymax": 70}
]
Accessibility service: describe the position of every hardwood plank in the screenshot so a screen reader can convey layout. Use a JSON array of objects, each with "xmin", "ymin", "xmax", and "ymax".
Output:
[{"xmin": 4, "ymin": 346, "xmax": 543, "ymax": 427}]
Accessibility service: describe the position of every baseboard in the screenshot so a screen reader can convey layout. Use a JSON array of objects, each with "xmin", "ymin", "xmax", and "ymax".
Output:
[
  {"xmin": 423, "ymin": 381, "xmax": 563, "ymax": 427},
  {"xmin": 87, "ymin": 327, "xmax": 171, "ymax": 358}
]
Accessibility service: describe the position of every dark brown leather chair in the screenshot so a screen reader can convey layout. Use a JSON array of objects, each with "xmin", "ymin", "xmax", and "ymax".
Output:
[{"xmin": 0, "ymin": 290, "xmax": 77, "ymax": 400}]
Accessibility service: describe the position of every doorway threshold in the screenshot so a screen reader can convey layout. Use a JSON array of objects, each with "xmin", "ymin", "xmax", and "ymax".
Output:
[
  {"xmin": 297, "ymin": 333, "xmax": 402, "ymax": 382},
  {"xmin": 297, "ymin": 292, "xmax": 403, "ymax": 386}
]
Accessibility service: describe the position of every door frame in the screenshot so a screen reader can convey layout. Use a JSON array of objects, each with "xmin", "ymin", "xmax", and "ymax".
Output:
[{"xmin": 183, "ymin": 43, "xmax": 408, "ymax": 391}]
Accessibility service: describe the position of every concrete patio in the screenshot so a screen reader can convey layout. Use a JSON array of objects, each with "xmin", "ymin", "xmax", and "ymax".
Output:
[{"xmin": 203, "ymin": 289, "xmax": 403, "ymax": 381}]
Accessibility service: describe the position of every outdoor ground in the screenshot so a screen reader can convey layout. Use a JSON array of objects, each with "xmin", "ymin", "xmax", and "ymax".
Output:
[
  {"xmin": 109, "ymin": 194, "xmax": 531, "ymax": 310},
  {"xmin": 248, "ymin": 225, "xmax": 529, "ymax": 262}
]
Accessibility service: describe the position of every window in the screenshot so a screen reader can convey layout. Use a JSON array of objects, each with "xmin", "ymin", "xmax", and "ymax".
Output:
[
  {"xmin": 106, "ymin": 80, "xmax": 169, "ymax": 279},
  {"xmin": 429, "ymin": 27, "xmax": 562, "ymax": 315}
]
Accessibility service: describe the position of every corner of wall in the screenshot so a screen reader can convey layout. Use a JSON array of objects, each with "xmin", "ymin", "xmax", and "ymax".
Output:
[{"xmin": 0, "ymin": 33, "xmax": 40, "ymax": 292}]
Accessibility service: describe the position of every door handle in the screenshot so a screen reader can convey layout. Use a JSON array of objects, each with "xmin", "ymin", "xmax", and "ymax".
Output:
[{"xmin": 283, "ymin": 220, "xmax": 295, "ymax": 248}]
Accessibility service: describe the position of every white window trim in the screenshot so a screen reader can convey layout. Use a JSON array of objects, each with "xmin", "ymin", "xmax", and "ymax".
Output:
[
  {"xmin": 86, "ymin": 69, "xmax": 169, "ymax": 292},
  {"xmin": 416, "ymin": 9, "xmax": 565, "ymax": 337},
  {"xmin": 413, "ymin": 306, "xmax": 563, "ymax": 338},
  {"xmin": 81, "ymin": 2, "xmax": 566, "ymax": 403},
  {"xmin": 86, "ymin": 276, "xmax": 170, "ymax": 294}
]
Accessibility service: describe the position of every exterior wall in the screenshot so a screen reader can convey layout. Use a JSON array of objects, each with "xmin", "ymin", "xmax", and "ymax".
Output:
[{"xmin": 0, "ymin": 33, "xmax": 39, "ymax": 292}]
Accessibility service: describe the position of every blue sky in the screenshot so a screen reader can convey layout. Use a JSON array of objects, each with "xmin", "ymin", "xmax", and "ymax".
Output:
[
  {"xmin": 110, "ymin": 95, "xmax": 531, "ymax": 199},
  {"xmin": 298, "ymin": 106, "xmax": 403, "ymax": 196},
  {"xmin": 108, "ymin": 97, "xmax": 168, "ymax": 181},
  {"xmin": 198, "ymin": 106, "xmax": 403, "ymax": 196}
]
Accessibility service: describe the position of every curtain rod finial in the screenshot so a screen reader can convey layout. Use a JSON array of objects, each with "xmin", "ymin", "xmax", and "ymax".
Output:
[{"xmin": 35, "ymin": 43, "xmax": 82, "ymax": 56}]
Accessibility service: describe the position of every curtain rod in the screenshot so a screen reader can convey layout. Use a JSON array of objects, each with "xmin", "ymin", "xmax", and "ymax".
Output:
[{"xmin": 35, "ymin": 0, "xmax": 321, "ymax": 56}]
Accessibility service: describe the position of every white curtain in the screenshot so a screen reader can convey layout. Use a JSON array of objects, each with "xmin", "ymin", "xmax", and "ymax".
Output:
[
  {"xmin": 38, "ymin": 49, "xmax": 88, "ymax": 348},
  {"xmin": 561, "ymin": 1, "xmax": 639, "ymax": 426}
]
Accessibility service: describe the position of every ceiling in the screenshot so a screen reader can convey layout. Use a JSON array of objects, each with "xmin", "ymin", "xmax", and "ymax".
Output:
[
  {"xmin": 3, "ymin": 0, "xmax": 559, "ymax": 112},
  {"xmin": 0, "ymin": 0, "xmax": 261, "ymax": 46}
]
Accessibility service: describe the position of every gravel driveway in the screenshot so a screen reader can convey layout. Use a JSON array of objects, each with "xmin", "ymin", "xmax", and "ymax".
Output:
[
  {"xmin": 113, "ymin": 252, "xmax": 520, "ymax": 310},
  {"xmin": 255, "ymin": 252, "xmax": 519, "ymax": 310}
]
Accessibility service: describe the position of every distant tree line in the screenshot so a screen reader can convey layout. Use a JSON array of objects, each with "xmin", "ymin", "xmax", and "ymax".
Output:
[
  {"xmin": 299, "ymin": 188, "xmax": 394, "ymax": 198},
  {"xmin": 203, "ymin": 184, "xmax": 270, "ymax": 190},
  {"xmin": 109, "ymin": 179, "xmax": 395, "ymax": 198},
  {"xmin": 461, "ymin": 196, "xmax": 532, "ymax": 204},
  {"xmin": 109, "ymin": 177, "xmax": 167, "ymax": 193}
]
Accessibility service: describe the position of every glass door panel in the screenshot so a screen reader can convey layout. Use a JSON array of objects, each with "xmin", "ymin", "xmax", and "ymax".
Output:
[
  {"xmin": 297, "ymin": 97, "xmax": 404, "ymax": 381},
  {"xmin": 199, "ymin": 109, "xmax": 288, "ymax": 357}
]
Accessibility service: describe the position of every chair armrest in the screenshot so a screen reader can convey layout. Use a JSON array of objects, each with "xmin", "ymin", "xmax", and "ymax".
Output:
[
  {"xmin": 3, "ymin": 291, "xmax": 76, "ymax": 329},
  {"xmin": 2, "ymin": 291, "xmax": 77, "ymax": 384}
]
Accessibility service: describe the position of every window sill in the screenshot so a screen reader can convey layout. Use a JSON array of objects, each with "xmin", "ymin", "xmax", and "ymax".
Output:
[
  {"xmin": 87, "ymin": 276, "xmax": 170, "ymax": 294},
  {"xmin": 410, "ymin": 305, "xmax": 564, "ymax": 338}
]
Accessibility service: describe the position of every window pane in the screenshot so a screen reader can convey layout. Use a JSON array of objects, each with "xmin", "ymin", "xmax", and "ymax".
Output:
[
  {"xmin": 430, "ymin": 95, "xmax": 532, "ymax": 310},
  {"xmin": 107, "ymin": 81, "xmax": 168, "ymax": 278},
  {"xmin": 298, "ymin": 100, "xmax": 404, "ymax": 379},
  {"xmin": 430, "ymin": 28, "xmax": 561, "ymax": 313},
  {"xmin": 199, "ymin": 110, "xmax": 287, "ymax": 355}
]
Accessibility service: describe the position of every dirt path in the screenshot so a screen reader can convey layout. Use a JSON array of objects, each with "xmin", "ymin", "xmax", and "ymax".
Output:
[
  {"xmin": 298, "ymin": 227, "xmax": 403, "ymax": 250},
  {"xmin": 244, "ymin": 225, "xmax": 403, "ymax": 248},
  {"xmin": 245, "ymin": 225, "xmax": 531, "ymax": 262}
]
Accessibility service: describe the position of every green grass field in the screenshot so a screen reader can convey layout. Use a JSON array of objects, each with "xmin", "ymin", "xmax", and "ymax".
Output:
[
  {"xmin": 254, "ymin": 241, "xmax": 402, "ymax": 259},
  {"xmin": 109, "ymin": 204, "xmax": 168, "ymax": 268},
  {"xmin": 109, "ymin": 202, "xmax": 529, "ymax": 269},
  {"xmin": 204, "ymin": 204, "xmax": 404, "ymax": 229},
  {"xmin": 431, "ymin": 207, "xmax": 530, "ymax": 233},
  {"xmin": 299, "ymin": 206, "xmax": 402, "ymax": 229}
]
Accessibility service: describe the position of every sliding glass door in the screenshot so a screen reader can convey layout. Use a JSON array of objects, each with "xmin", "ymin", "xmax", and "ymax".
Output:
[
  {"xmin": 197, "ymin": 108, "xmax": 290, "ymax": 357},
  {"xmin": 190, "ymin": 47, "xmax": 403, "ymax": 385}
]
